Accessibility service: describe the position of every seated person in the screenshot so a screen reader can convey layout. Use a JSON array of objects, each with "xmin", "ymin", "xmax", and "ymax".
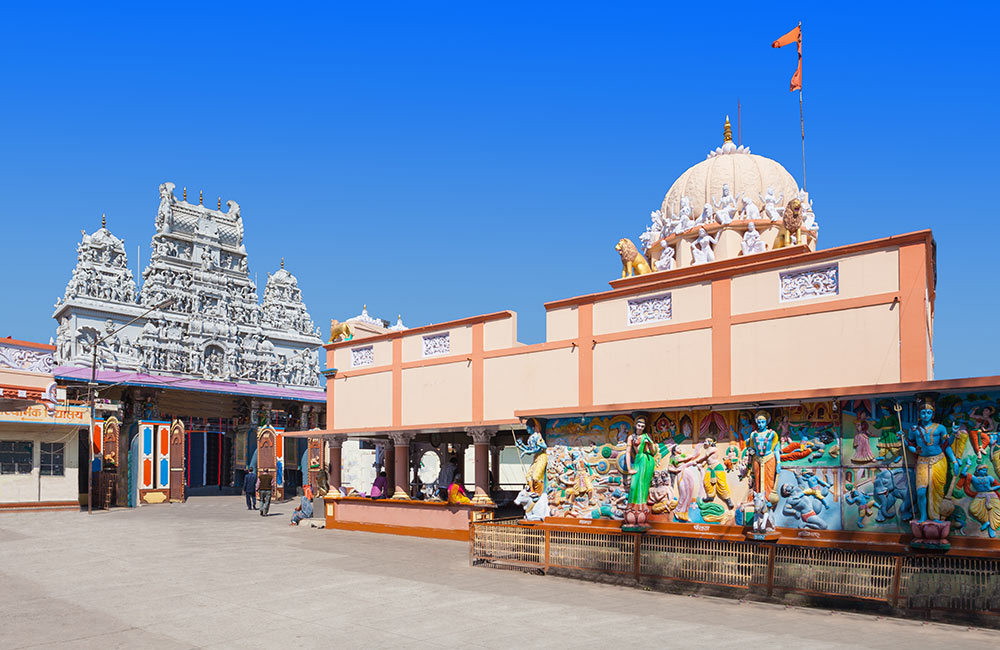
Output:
[
  {"xmin": 448, "ymin": 473, "xmax": 472, "ymax": 505},
  {"xmin": 315, "ymin": 468, "xmax": 330, "ymax": 497},
  {"xmin": 370, "ymin": 471, "xmax": 388, "ymax": 499},
  {"xmin": 290, "ymin": 485, "xmax": 315, "ymax": 526}
]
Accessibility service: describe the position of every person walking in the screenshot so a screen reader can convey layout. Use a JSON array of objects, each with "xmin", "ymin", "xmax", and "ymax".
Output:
[
  {"xmin": 258, "ymin": 469, "xmax": 274, "ymax": 516},
  {"xmin": 243, "ymin": 467, "xmax": 258, "ymax": 510}
]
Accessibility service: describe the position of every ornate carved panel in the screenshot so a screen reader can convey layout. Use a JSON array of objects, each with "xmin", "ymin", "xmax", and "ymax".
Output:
[
  {"xmin": 627, "ymin": 293, "xmax": 672, "ymax": 326},
  {"xmin": 351, "ymin": 346, "xmax": 374, "ymax": 368},
  {"xmin": 779, "ymin": 264, "xmax": 839, "ymax": 302},
  {"xmin": 422, "ymin": 333, "xmax": 450, "ymax": 357}
]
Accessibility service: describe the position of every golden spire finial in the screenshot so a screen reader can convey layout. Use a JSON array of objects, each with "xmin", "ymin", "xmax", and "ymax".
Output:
[
  {"xmin": 723, "ymin": 115, "xmax": 733, "ymax": 143},
  {"xmin": 101, "ymin": 213, "xmax": 106, "ymax": 228},
  {"xmin": 280, "ymin": 257, "xmax": 284, "ymax": 269},
  {"xmin": 199, "ymin": 190, "xmax": 203, "ymax": 205},
  {"xmin": 218, "ymin": 197, "xmax": 222, "ymax": 210},
  {"xmin": 183, "ymin": 187, "xmax": 187, "ymax": 201}
]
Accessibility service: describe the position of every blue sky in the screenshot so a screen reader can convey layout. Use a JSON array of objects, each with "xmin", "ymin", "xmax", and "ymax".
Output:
[{"xmin": 1, "ymin": 3, "xmax": 997, "ymax": 379}]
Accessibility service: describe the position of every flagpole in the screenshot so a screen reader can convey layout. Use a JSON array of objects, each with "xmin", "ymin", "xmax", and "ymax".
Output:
[
  {"xmin": 798, "ymin": 21, "xmax": 806, "ymax": 191},
  {"xmin": 800, "ymin": 88, "xmax": 806, "ymax": 191}
]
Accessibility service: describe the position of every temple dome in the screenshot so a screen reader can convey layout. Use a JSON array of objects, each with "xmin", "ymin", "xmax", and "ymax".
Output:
[{"xmin": 660, "ymin": 119, "xmax": 800, "ymax": 219}]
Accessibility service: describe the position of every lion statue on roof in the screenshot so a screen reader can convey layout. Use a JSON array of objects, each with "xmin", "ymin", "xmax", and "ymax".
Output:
[{"xmin": 615, "ymin": 238, "xmax": 653, "ymax": 278}]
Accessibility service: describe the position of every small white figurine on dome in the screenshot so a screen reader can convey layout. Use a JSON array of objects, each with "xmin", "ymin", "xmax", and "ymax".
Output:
[
  {"xmin": 797, "ymin": 190, "xmax": 819, "ymax": 233},
  {"xmin": 654, "ymin": 240, "xmax": 675, "ymax": 271},
  {"xmin": 741, "ymin": 222, "xmax": 767, "ymax": 256},
  {"xmin": 694, "ymin": 203, "xmax": 713, "ymax": 228},
  {"xmin": 760, "ymin": 187, "xmax": 784, "ymax": 222},
  {"xmin": 742, "ymin": 199, "xmax": 761, "ymax": 221},
  {"xmin": 691, "ymin": 227, "xmax": 718, "ymax": 265},
  {"xmin": 713, "ymin": 183, "xmax": 743, "ymax": 225}
]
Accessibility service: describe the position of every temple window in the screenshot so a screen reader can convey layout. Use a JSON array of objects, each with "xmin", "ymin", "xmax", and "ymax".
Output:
[
  {"xmin": 0, "ymin": 441, "xmax": 33, "ymax": 474},
  {"xmin": 40, "ymin": 443, "xmax": 65, "ymax": 476}
]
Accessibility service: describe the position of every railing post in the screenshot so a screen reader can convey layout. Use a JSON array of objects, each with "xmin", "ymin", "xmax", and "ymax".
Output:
[
  {"xmin": 633, "ymin": 533, "xmax": 642, "ymax": 583},
  {"xmin": 766, "ymin": 545, "xmax": 777, "ymax": 597},
  {"xmin": 468, "ymin": 522, "xmax": 474, "ymax": 567},
  {"xmin": 890, "ymin": 555, "xmax": 904, "ymax": 607},
  {"xmin": 543, "ymin": 529, "xmax": 551, "ymax": 573}
]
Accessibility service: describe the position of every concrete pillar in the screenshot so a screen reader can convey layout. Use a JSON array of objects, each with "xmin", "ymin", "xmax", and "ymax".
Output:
[
  {"xmin": 381, "ymin": 441, "xmax": 393, "ymax": 497},
  {"xmin": 490, "ymin": 444, "xmax": 501, "ymax": 493},
  {"xmin": 389, "ymin": 432, "xmax": 415, "ymax": 499},
  {"xmin": 469, "ymin": 428, "xmax": 495, "ymax": 505},
  {"xmin": 328, "ymin": 434, "xmax": 347, "ymax": 495}
]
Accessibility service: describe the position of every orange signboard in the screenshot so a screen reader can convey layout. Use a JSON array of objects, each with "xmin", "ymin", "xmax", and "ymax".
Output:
[{"xmin": 0, "ymin": 404, "xmax": 90, "ymax": 426}]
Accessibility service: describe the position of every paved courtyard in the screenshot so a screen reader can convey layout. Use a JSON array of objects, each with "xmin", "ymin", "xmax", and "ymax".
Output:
[{"xmin": 0, "ymin": 496, "xmax": 997, "ymax": 649}]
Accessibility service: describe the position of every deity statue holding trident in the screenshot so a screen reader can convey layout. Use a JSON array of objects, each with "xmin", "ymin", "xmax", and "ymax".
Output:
[
  {"xmin": 514, "ymin": 418, "xmax": 547, "ymax": 495},
  {"xmin": 900, "ymin": 398, "xmax": 958, "ymax": 549},
  {"xmin": 901, "ymin": 399, "xmax": 957, "ymax": 523}
]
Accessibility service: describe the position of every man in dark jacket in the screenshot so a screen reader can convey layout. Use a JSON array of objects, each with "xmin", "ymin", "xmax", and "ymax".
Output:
[
  {"xmin": 243, "ymin": 468, "xmax": 258, "ymax": 510},
  {"xmin": 258, "ymin": 470, "xmax": 274, "ymax": 516}
]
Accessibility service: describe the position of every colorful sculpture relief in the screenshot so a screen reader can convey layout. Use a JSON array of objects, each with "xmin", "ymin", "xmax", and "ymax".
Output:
[
  {"xmin": 902, "ymin": 399, "xmax": 957, "ymax": 548},
  {"xmin": 515, "ymin": 418, "xmax": 548, "ymax": 494},
  {"xmin": 622, "ymin": 416, "xmax": 656, "ymax": 532},
  {"xmin": 516, "ymin": 393, "xmax": 1000, "ymax": 546}
]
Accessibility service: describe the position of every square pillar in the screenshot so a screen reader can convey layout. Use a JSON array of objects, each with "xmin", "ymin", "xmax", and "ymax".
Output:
[
  {"xmin": 327, "ymin": 434, "xmax": 347, "ymax": 495},
  {"xmin": 389, "ymin": 432, "xmax": 415, "ymax": 500}
]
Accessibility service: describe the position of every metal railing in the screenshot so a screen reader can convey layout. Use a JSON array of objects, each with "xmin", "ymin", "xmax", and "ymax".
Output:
[{"xmin": 470, "ymin": 520, "xmax": 1000, "ymax": 623}]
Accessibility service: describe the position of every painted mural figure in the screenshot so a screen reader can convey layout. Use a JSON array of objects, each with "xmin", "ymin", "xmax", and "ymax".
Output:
[
  {"xmin": 844, "ymin": 482, "xmax": 877, "ymax": 528},
  {"xmin": 688, "ymin": 437, "xmax": 734, "ymax": 509},
  {"xmin": 780, "ymin": 476, "xmax": 829, "ymax": 530},
  {"xmin": 902, "ymin": 401, "xmax": 957, "ymax": 522},
  {"xmin": 515, "ymin": 419, "xmax": 548, "ymax": 494},
  {"xmin": 748, "ymin": 412, "xmax": 781, "ymax": 506},
  {"xmin": 623, "ymin": 416, "xmax": 656, "ymax": 531},
  {"xmin": 963, "ymin": 466, "xmax": 1000, "ymax": 537},
  {"xmin": 851, "ymin": 410, "xmax": 876, "ymax": 464}
]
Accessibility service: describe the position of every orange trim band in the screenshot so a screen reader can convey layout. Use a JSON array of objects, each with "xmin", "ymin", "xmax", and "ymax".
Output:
[
  {"xmin": 578, "ymin": 303, "xmax": 593, "ymax": 407},
  {"xmin": 711, "ymin": 278, "xmax": 732, "ymax": 398},
  {"xmin": 325, "ymin": 310, "xmax": 514, "ymax": 350}
]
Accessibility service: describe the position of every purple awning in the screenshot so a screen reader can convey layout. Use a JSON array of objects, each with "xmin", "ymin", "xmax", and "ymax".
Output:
[{"xmin": 54, "ymin": 366, "xmax": 326, "ymax": 403}]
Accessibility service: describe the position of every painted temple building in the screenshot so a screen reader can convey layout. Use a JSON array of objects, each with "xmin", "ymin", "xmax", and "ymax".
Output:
[
  {"xmin": 52, "ymin": 184, "xmax": 325, "ymax": 504},
  {"xmin": 294, "ymin": 119, "xmax": 1000, "ymax": 563}
]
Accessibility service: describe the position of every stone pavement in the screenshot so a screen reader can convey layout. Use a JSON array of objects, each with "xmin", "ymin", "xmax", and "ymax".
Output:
[{"xmin": 0, "ymin": 496, "xmax": 997, "ymax": 650}]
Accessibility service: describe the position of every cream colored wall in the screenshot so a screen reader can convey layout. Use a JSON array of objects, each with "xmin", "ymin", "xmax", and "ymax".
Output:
[
  {"xmin": 332, "ymin": 372, "xmax": 392, "ymax": 429},
  {"xmin": 593, "ymin": 328, "xmax": 713, "ymax": 404},
  {"xmin": 545, "ymin": 306, "xmax": 578, "ymax": 342},
  {"xmin": 401, "ymin": 363, "xmax": 472, "ymax": 425},
  {"xmin": 0, "ymin": 368, "xmax": 52, "ymax": 389},
  {"xmin": 401, "ymin": 325, "xmax": 472, "ymax": 363},
  {"xmin": 334, "ymin": 339, "xmax": 393, "ymax": 370},
  {"xmin": 592, "ymin": 282, "xmax": 711, "ymax": 335},
  {"xmin": 483, "ymin": 348, "xmax": 578, "ymax": 421},
  {"xmin": 484, "ymin": 318, "xmax": 517, "ymax": 351},
  {"xmin": 730, "ymin": 303, "xmax": 901, "ymax": 394},
  {"xmin": 0, "ymin": 427, "xmax": 79, "ymax": 504},
  {"xmin": 731, "ymin": 248, "xmax": 900, "ymax": 315}
]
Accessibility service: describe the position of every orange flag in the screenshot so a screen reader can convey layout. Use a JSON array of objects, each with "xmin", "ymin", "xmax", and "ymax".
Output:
[{"xmin": 772, "ymin": 24, "xmax": 802, "ymax": 92}]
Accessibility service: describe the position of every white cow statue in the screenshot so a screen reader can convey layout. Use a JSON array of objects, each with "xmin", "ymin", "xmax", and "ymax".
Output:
[{"xmin": 514, "ymin": 488, "xmax": 551, "ymax": 521}]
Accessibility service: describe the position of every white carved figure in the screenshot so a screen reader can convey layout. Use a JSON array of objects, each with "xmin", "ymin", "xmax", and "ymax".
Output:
[
  {"xmin": 691, "ymin": 227, "xmax": 718, "ymax": 265},
  {"xmin": 695, "ymin": 203, "xmax": 713, "ymax": 227},
  {"xmin": 712, "ymin": 183, "xmax": 743, "ymax": 225},
  {"xmin": 156, "ymin": 182, "xmax": 175, "ymax": 233},
  {"xmin": 752, "ymin": 490, "xmax": 776, "ymax": 534},
  {"xmin": 514, "ymin": 488, "xmax": 551, "ymax": 521},
  {"xmin": 760, "ymin": 187, "xmax": 784, "ymax": 222},
  {"xmin": 654, "ymin": 240, "xmax": 675, "ymax": 271},
  {"xmin": 740, "ymin": 222, "xmax": 767, "ymax": 256},
  {"xmin": 742, "ymin": 199, "xmax": 761, "ymax": 221},
  {"xmin": 639, "ymin": 209, "xmax": 666, "ymax": 252},
  {"xmin": 797, "ymin": 190, "xmax": 819, "ymax": 233}
]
